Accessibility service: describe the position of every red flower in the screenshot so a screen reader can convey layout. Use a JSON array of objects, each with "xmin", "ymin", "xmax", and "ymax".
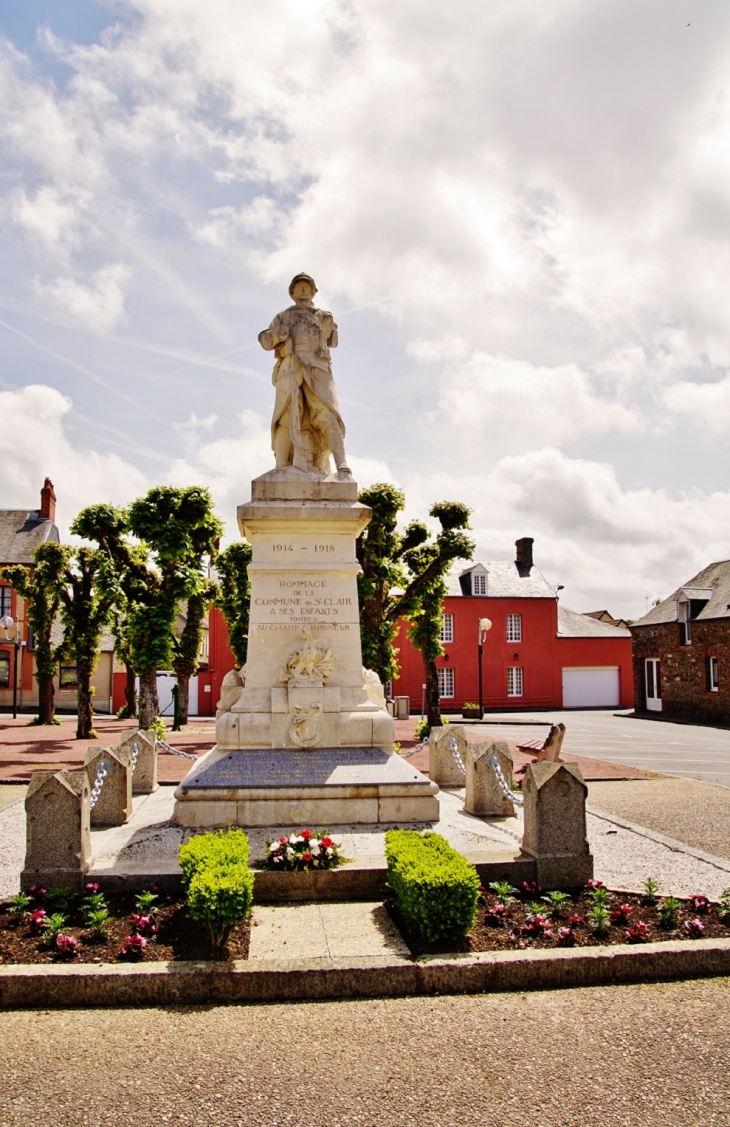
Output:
[
  {"xmin": 29, "ymin": 908, "xmax": 47, "ymax": 928},
  {"xmin": 302, "ymin": 852, "xmax": 313, "ymax": 862},
  {"xmin": 279, "ymin": 836, "xmax": 287, "ymax": 844},
  {"xmin": 689, "ymin": 895, "xmax": 710, "ymax": 915},
  {"xmin": 320, "ymin": 837, "xmax": 333, "ymax": 849},
  {"xmin": 301, "ymin": 829, "xmax": 312, "ymax": 840}
]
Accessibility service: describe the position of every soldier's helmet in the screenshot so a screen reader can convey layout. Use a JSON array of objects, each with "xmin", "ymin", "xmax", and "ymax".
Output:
[{"xmin": 289, "ymin": 273, "xmax": 317, "ymax": 297}]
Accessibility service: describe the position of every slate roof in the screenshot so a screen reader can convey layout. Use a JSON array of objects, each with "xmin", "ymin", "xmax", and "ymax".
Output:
[
  {"xmin": 444, "ymin": 560, "xmax": 556, "ymax": 599},
  {"xmin": 632, "ymin": 560, "xmax": 730, "ymax": 628},
  {"xmin": 0, "ymin": 509, "xmax": 59, "ymax": 565},
  {"xmin": 558, "ymin": 605, "xmax": 630, "ymax": 638}
]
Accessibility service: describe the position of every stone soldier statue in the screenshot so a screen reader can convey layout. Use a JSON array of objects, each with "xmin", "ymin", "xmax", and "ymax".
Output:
[{"xmin": 258, "ymin": 273, "xmax": 350, "ymax": 475}]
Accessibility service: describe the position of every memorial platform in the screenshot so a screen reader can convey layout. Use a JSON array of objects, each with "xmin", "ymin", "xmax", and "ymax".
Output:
[{"xmin": 173, "ymin": 746, "xmax": 439, "ymax": 827}]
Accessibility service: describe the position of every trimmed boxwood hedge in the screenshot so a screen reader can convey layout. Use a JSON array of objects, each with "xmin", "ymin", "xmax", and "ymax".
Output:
[
  {"xmin": 178, "ymin": 829, "xmax": 253, "ymax": 950},
  {"xmin": 385, "ymin": 830, "xmax": 480, "ymax": 945}
]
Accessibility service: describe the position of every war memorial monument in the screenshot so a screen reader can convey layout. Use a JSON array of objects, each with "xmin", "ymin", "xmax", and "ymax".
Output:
[{"xmin": 173, "ymin": 274, "xmax": 439, "ymax": 828}]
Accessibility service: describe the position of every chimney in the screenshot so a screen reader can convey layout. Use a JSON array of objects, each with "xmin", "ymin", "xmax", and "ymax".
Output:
[
  {"xmin": 515, "ymin": 536, "xmax": 534, "ymax": 576},
  {"xmin": 40, "ymin": 478, "xmax": 56, "ymax": 523}
]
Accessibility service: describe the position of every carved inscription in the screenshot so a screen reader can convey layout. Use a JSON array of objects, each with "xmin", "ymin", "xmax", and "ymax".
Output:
[{"xmin": 253, "ymin": 577, "xmax": 353, "ymax": 624}]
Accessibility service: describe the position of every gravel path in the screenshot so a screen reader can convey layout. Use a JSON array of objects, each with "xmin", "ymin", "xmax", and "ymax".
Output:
[{"xmin": 1, "ymin": 981, "xmax": 729, "ymax": 1126}]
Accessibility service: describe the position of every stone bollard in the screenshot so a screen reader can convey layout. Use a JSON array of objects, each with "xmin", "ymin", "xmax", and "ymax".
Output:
[
  {"xmin": 119, "ymin": 728, "xmax": 158, "ymax": 794},
  {"xmin": 520, "ymin": 762, "xmax": 593, "ymax": 889},
  {"xmin": 465, "ymin": 740, "xmax": 515, "ymax": 817},
  {"xmin": 84, "ymin": 745, "xmax": 133, "ymax": 826},
  {"xmin": 429, "ymin": 724, "xmax": 468, "ymax": 787},
  {"xmin": 21, "ymin": 770, "xmax": 92, "ymax": 893}
]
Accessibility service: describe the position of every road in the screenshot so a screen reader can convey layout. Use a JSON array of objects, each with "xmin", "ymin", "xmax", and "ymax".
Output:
[
  {"xmin": 2, "ymin": 980, "xmax": 730, "ymax": 1126},
  {"xmin": 464, "ymin": 709, "xmax": 730, "ymax": 788}
]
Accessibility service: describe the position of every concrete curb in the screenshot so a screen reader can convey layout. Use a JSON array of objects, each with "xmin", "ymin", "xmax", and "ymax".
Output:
[{"xmin": 2, "ymin": 938, "xmax": 730, "ymax": 1009}]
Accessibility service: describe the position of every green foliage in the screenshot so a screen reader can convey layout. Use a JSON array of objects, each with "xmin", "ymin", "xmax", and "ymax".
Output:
[
  {"xmin": 116, "ymin": 705, "xmax": 133, "ymax": 719},
  {"xmin": 658, "ymin": 896, "xmax": 682, "ymax": 928},
  {"xmin": 542, "ymin": 890, "xmax": 573, "ymax": 919},
  {"xmin": 178, "ymin": 828, "xmax": 251, "ymax": 890},
  {"xmin": 641, "ymin": 877, "xmax": 659, "ymax": 906},
  {"xmin": 146, "ymin": 717, "xmax": 167, "ymax": 740},
  {"xmin": 173, "ymin": 580, "xmax": 218, "ymax": 682},
  {"xmin": 46, "ymin": 887, "xmax": 75, "ymax": 914},
  {"xmin": 719, "ymin": 888, "xmax": 730, "ymax": 922},
  {"xmin": 2, "ymin": 547, "xmax": 65, "ymax": 722},
  {"xmin": 135, "ymin": 890, "xmax": 160, "ymax": 914},
  {"xmin": 586, "ymin": 884, "xmax": 611, "ymax": 908},
  {"xmin": 179, "ymin": 828, "xmax": 253, "ymax": 950},
  {"xmin": 85, "ymin": 908, "xmax": 111, "ymax": 940},
  {"xmin": 215, "ymin": 542, "xmax": 253, "ymax": 668},
  {"xmin": 414, "ymin": 718, "xmax": 430, "ymax": 740},
  {"xmin": 587, "ymin": 904, "xmax": 610, "ymax": 935},
  {"xmin": 81, "ymin": 891, "xmax": 107, "ymax": 922},
  {"xmin": 42, "ymin": 912, "xmax": 68, "ymax": 941},
  {"xmin": 8, "ymin": 892, "xmax": 31, "ymax": 922},
  {"xmin": 385, "ymin": 830, "xmax": 479, "ymax": 945},
  {"xmin": 488, "ymin": 881, "xmax": 518, "ymax": 903},
  {"xmin": 187, "ymin": 864, "xmax": 254, "ymax": 950}
]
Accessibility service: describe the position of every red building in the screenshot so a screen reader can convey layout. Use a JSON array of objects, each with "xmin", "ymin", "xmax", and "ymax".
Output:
[{"xmin": 392, "ymin": 538, "xmax": 634, "ymax": 713}]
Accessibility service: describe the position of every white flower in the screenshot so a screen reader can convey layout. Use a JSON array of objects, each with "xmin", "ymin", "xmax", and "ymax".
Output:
[
  {"xmin": 286, "ymin": 848, "xmax": 295, "ymax": 859},
  {"xmin": 326, "ymin": 847, "xmax": 333, "ymax": 856},
  {"xmin": 289, "ymin": 833, "xmax": 298, "ymax": 844},
  {"xmin": 268, "ymin": 842, "xmax": 279, "ymax": 852},
  {"xmin": 295, "ymin": 835, "xmax": 305, "ymax": 844},
  {"xmin": 310, "ymin": 844, "xmax": 320, "ymax": 856},
  {"xmin": 273, "ymin": 856, "xmax": 281, "ymax": 863}
]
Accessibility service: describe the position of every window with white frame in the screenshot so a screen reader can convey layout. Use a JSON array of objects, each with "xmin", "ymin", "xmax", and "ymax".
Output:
[
  {"xmin": 439, "ymin": 613, "xmax": 454, "ymax": 644},
  {"xmin": 708, "ymin": 656, "xmax": 719, "ymax": 693},
  {"xmin": 0, "ymin": 587, "xmax": 11, "ymax": 618},
  {"xmin": 438, "ymin": 667, "xmax": 455, "ymax": 698},
  {"xmin": 507, "ymin": 666, "xmax": 523, "ymax": 697},
  {"xmin": 471, "ymin": 572, "xmax": 487, "ymax": 595},
  {"xmin": 506, "ymin": 613, "xmax": 522, "ymax": 643}
]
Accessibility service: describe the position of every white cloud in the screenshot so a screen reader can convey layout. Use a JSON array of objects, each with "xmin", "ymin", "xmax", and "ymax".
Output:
[{"xmin": 37, "ymin": 263, "xmax": 132, "ymax": 331}]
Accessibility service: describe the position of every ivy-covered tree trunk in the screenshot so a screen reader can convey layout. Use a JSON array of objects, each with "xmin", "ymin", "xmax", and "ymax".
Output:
[
  {"xmin": 177, "ymin": 676, "xmax": 190, "ymax": 726},
  {"xmin": 76, "ymin": 655, "xmax": 94, "ymax": 740},
  {"xmin": 138, "ymin": 669, "xmax": 159, "ymax": 729},
  {"xmin": 124, "ymin": 663, "xmax": 137, "ymax": 718},
  {"xmin": 423, "ymin": 657, "xmax": 441, "ymax": 729},
  {"xmin": 38, "ymin": 673, "xmax": 56, "ymax": 726}
]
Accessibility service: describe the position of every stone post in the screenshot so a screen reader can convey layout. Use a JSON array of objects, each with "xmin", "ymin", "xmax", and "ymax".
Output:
[
  {"xmin": 520, "ymin": 762, "xmax": 593, "ymax": 888},
  {"xmin": 21, "ymin": 770, "xmax": 92, "ymax": 892},
  {"xmin": 84, "ymin": 746, "xmax": 133, "ymax": 826},
  {"xmin": 119, "ymin": 728, "xmax": 158, "ymax": 794},
  {"xmin": 465, "ymin": 739, "xmax": 515, "ymax": 817},
  {"xmin": 428, "ymin": 724, "xmax": 468, "ymax": 787}
]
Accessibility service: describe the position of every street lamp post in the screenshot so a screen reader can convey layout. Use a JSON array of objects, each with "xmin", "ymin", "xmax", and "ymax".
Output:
[
  {"xmin": 477, "ymin": 617, "xmax": 491, "ymax": 720},
  {"xmin": 0, "ymin": 615, "xmax": 26, "ymax": 720}
]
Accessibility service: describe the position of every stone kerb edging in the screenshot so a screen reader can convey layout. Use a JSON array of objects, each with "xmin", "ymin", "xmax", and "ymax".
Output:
[{"xmin": 2, "ymin": 938, "xmax": 730, "ymax": 1009}]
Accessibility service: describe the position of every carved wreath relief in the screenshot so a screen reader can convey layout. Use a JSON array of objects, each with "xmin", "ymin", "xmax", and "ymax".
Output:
[
  {"xmin": 279, "ymin": 628, "xmax": 336, "ymax": 687},
  {"xmin": 288, "ymin": 704, "xmax": 322, "ymax": 748}
]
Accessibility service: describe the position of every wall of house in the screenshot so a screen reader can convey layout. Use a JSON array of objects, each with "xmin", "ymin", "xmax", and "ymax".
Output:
[
  {"xmin": 632, "ymin": 619, "xmax": 730, "ymax": 721},
  {"xmin": 392, "ymin": 596, "xmax": 634, "ymax": 712}
]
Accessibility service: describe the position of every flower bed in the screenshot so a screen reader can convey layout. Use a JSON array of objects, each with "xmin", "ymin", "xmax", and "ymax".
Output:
[
  {"xmin": 0, "ymin": 885, "xmax": 250, "ymax": 965},
  {"xmin": 387, "ymin": 880, "xmax": 730, "ymax": 955}
]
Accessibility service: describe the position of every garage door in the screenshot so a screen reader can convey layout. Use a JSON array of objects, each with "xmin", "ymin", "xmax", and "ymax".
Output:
[{"xmin": 562, "ymin": 667, "xmax": 620, "ymax": 708}]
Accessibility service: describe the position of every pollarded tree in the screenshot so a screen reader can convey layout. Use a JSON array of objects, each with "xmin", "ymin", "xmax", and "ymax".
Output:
[
  {"xmin": 74, "ymin": 489, "xmax": 223, "ymax": 730},
  {"xmin": 356, "ymin": 483, "xmax": 430, "ymax": 683},
  {"xmin": 53, "ymin": 544, "xmax": 118, "ymax": 740},
  {"xmin": 1, "ymin": 547, "xmax": 64, "ymax": 725},
  {"xmin": 402, "ymin": 501, "xmax": 474, "ymax": 729},
  {"xmin": 215, "ymin": 541, "xmax": 253, "ymax": 669},
  {"xmin": 172, "ymin": 579, "xmax": 218, "ymax": 725}
]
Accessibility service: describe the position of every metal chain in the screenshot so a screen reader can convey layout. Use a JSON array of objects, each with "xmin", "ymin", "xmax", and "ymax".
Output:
[
  {"xmin": 400, "ymin": 739, "xmax": 428, "ymax": 760},
  {"xmin": 128, "ymin": 738, "xmax": 142, "ymax": 773},
  {"xmin": 89, "ymin": 760, "xmax": 110, "ymax": 810},
  {"xmin": 487, "ymin": 753, "xmax": 524, "ymax": 806},
  {"xmin": 157, "ymin": 738, "xmax": 197, "ymax": 760},
  {"xmin": 446, "ymin": 734, "xmax": 466, "ymax": 775}
]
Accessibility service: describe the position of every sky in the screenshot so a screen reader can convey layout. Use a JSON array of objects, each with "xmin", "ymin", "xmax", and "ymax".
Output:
[{"xmin": 0, "ymin": 0, "xmax": 729, "ymax": 619}]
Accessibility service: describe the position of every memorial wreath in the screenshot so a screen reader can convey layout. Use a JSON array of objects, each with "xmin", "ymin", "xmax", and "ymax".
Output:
[{"xmin": 263, "ymin": 829, "xmax": 344, "ymax": 871}]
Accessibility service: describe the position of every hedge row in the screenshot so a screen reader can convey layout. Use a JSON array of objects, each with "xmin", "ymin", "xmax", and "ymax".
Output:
[
  {"xmin": 178, "ymin": 829, "xmax": 254, "ymax": 950},
  {"xmin": 385, "ymin": 830, "xmax": 480, "ymax": 945}
]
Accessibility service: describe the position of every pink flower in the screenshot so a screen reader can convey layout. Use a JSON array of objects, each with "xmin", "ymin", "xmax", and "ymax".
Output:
[
  {"xmin": 120, "ymin": 934, "xmax": 146, "ymax": 957},
  {"xmin": 279, "ymin": 836, "xmax": 287, "ymax": 844},
  {"xmin": 689, "ymin": 895, "xmax": 710, "ymax": 915},
  {"xmin": 610, "ymin": 904, "xmax": 634, "ymax": 924},
  {"xmin": 85, "ymin": 882, "xmax": 100, "ymax": 894},
  {"xmin": 685, "ymin": 918, "xmax": 706, "ymax": 939},
  {"xmin": 29, "ymin": 908, "xmax": 47, "ymax": 928},
  {"xmin": 56, "ymin": 934, "xmax": 79, "ymax": 955},
  {"xmin": 626, "ymin": 922, "xmax": 649, "ymax": 943},
  {"xmin": 557, "ymin": 927, "xmax": 575, "ymax": 946}
]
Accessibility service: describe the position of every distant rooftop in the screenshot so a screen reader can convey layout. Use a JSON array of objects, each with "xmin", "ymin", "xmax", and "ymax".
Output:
[
  {"xmin": 632, "ymin": 560, "xmax": 730, "ymax": 627},
  {"xmin": 0, "ymin": 479, "xmax": 59, "ymax": 566},
  {"xmin": 558, "ymin": 605, "xmax": 630, "ymax": 638}
]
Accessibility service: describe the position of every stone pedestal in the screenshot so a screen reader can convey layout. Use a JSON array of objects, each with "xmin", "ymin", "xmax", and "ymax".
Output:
[
  {"xmin": 174, "ymin": 468, "xmax": 437, "ymax": 827},
  {"xmin": 465, "ymin": 740, "xmax": 515, "ymax": 817},
  {"xmin": 119, "ymin": 729, "xmax": 158, "ymax": 794},
  {"xmin": 521, "ymin": 762, "xmax": 593, "ymax": 889},
  {"xmin": 22, "ymin": 770, "xmax": 92, "ymax": 892},
  {"xmin": 84, "ymin": 746, "xmax": 133, "ymax": 826},
  {"xmin": 429, "ymin": 725, "xmax": 468, "ymax": 787}
]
